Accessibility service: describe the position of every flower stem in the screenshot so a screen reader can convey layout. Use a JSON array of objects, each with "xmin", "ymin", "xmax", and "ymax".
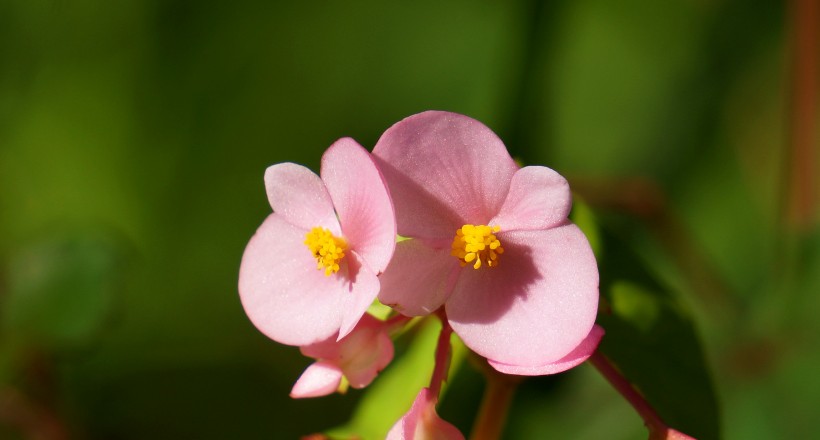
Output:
[
  {"xmin": 784, "ymin": 0, "xmax": 818, "ymax": 232},
  {"xmin": 469, "ymin": 364, "xmax": 521, "ymax": 440},
  {"xmin": 384, "ymin": 313, "xmax": 413, "ymax": 334},
  {"xmin": 589, "ymin": 352, "xmax": 689, "ymax": 439},
  {"xmin": 429, "ymin": 313, "xmax": 454, "ymax": 398}
]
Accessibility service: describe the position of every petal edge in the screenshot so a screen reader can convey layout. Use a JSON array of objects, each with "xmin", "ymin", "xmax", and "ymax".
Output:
[
  {"xmin": 321, "ymin": 138, "xmax": 396, "ymax": 273},
  {"xmin": 487, "ymin": 325, "xmax": 604, "ymax": 375}
]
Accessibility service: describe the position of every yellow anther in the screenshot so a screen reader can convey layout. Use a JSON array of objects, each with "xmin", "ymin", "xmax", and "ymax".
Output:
[
  {"xmin": 304, "ymin": 227, "xmax": 347, "ymax": 276},
  {"xmin": 450, "ymin": 224, "xmax": 504, "ymax": 270}
]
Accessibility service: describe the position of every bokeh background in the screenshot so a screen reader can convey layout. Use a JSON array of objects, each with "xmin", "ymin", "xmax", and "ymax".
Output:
[{"xmin": 1, "ymin": 0, "xmax": 818, "ymax": 438}]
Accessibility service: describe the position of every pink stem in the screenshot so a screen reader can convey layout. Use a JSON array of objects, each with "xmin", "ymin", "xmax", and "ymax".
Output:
[
  {"xmin": 429, "ymin": 315, "xmax": 453, "ymax": 399},
  {"xmin": 589, "ymin": 352, "xmax": 688, "ymax": 439},
  {"xmin": 785, "ymin": 0, "xmax": 818, "ymax": 231},
  {"xmin": 469, "ymin": 362, "xmax": 521, "ymax": 440},
  {"xmin": 384, "ymin": 313, "xmax": 413, "ymax": 334}
]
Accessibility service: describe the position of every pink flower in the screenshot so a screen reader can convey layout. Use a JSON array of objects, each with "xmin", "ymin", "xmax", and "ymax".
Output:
[
  {"xmin": 386, "ymin": 387, "xmax": 464, "ymax": 440},
  {"xmin": 290, "ymin": 314, "xmax": 394, "ymax": 398},
  {"xmin": 239, "ymin": 138, "xmax": 396, "ymax": 346},
  {"xmin": 372, "ymin": 111, "xmax": 602, "ymax": 374}
]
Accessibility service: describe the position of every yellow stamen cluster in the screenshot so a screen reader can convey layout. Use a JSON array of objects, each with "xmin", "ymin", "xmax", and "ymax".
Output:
[
  {"xmin": 304, "ymin": 227, "xmax": 347, "ymax": 276},
  {"xmin": 450, "ymin": 224, "xmax": 504, "ymax": 270}
]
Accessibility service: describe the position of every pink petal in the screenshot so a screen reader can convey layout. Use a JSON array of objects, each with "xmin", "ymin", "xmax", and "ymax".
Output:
[
  {"xmin": 337, "ymin": 251, "xmax": 381, "ymax": 340},
  {"xmin": 238, "ymin": 214, "xmax": 348, "ymax": 346},
  {"xmin": 446, "ymin": 224, "xmax": 599, "ymax": 366},
  {"xmin": 300, "ymin": 314, "xmax": 395, "ymax": 389},
  {"xmin": 321, "ymin": 138, "xmax": 396, "ymax": 273},
  {"xmin": 386, "ymin": 388, "xmax": 464, "ymax": 440},
  {"xmin": 490, "ymin": 166, "xmax": 572, "ymax": 232},
  {"xmin": 290, "ymin": 361, "xmax": 343, "ymax": 398},
  {"xmin": 299, "ymin": 332, "xmax": 342, "ymax": 361},
  {"xmin": 264, "ymin": 163, "xmax": 341, "ymax": 234},
  {"xmin": 372, "ymin": 111, "xmax": 519, "ymax": 240},
  {"xmin": 487, "ymin": 325, "xmax": 604, "ymax": 375},
  {"xmin": 342, "ymin": 320, "xmax": 395, "ymax": 388},
  {"xmin": 378, "ymin": 239, "xmax": 461, "ymax": 316}
]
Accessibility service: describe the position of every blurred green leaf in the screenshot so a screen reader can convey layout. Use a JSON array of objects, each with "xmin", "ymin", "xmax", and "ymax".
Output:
[
  {"xmin": 609, "ymin": 282, "xmax": 661, "ymax": 333},
  {"xmin": 1, "ymin": 234, "xmax": 124, "ymax": 351},
  {"xmin": 540, "ymin": 0, "xmax": 703, "ymax": 178},
  {"xmin": 597, "ymin": 228, "xmax": 721, "ymax": 439},
  {"xmin": 570, "ymin": 197, "xmax": 602, "ymax": 257},
  {"xmin": 0, "ymin": 338, "xmax": 21, "ymax": 385}
]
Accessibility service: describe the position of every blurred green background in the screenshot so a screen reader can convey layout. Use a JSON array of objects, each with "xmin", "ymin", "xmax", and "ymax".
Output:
[{"xmin": 1, "ymin": 0, "xmax": 817, "ymax": 438}]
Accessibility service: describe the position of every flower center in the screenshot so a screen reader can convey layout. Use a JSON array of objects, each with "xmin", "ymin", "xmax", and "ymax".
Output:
[
  {"xmin": 304, "ymin": 227, "xmax": 347, "ymax": 276},
  {"xmin": 450, "ymin": 224, "xmax": 504, "ymax": 270}
]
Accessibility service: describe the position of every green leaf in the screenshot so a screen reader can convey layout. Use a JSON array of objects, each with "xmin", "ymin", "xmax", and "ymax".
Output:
[
  {"xmin": 327, "ymin": 318, "xmax": 466, "ymax": 440},
  {"xmin": 1, "ymin": 234, "xmax": 124, "ymax": 351},
  {"xmin": 596, "ymin": 228, "xmax": 721, "ymax": 439}
]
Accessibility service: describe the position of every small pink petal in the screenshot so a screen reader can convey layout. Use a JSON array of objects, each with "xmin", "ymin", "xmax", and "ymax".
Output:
[
  {"xmin": 373, "ymin": 111, "xmax": 519, "ymax": 240},
  {"xmin": 290, "ymin": 361, "xmax": 344, "ymax": 398},
  {"xmin": 341, "ymin": 320, "xmax": 394, "ymax": 388},
  {"xmin": 487, "ymin": 325, "xmax": 604, "ymax": 375},
  {"xmin": 300, "ymin": 314, "xmax": 395, "ymax": 390},
  {"xmin": 386, "ymin": 388, "xmax": 464, "ymax": 440},
  {"xmin": 321, "ymin": 138, "xmax": 396, "ymax": 273},
  {"xmin": 490, "ymin": 166, "xmax": 572, "ymax": 232},
  {"xmin": 337, "ymin": 251, "xmax": 381, "ymax": 340},
  {"xmin": 238, "ymin": 214, "xmax": 346, "ymax": 346},
  {"xmin": 446, "ymin": 224, "xmax": 599, "ymax": 366},
  {"xmin": 264, "ymin": 163, "xmax": 341, "ymax": 234},
  {"xmin": 378, "ymin": 239, "xmax": 460, "ymax": 316}
]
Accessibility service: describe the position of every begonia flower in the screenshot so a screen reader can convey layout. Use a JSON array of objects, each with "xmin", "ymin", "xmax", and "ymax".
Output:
[
  {"xmin": 386, "ymin": 387, "xmax": 464, "ymax": 440},
  {"xmin": 239, "ymin": 138, "xmax": 395, "ymax": 346},
  {"xmin": 290, "ymin": 314, "xmax": 394, "ymax": 398},
  {"xmin": 372, "ymin": 111, "xmax": 602, "ymax": 374}
]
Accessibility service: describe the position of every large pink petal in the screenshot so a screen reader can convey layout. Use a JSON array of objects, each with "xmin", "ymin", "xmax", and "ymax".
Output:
[
  {"xmin": 487, "ymin": 325, "xmax": 604, "ymax": 375},
  {"xmin": 490, "ymin": 166, "xmax": 572, "ymax": 232},
  {"xmin": 264, "ymin": 163, "xmax": 340, "ymax": 234},
  {"xmin": 446, "ymin": 224, "xmax": 599, "ymax": 366},
  {"xmin": 290, "ymin": 361, "xmax": 343, "ymax": 398},
  {"xmin": 238, "ymin": 214, "xmax": 348, "ymax": 346},
  {"xmin": 378, "ymin": 239, "xmax": 460, "ymax": 316},
  {"xmin": 321, "ymin": 138, "xmax": 396, "ymax": 273},
  {"xmin": 337, "ymin": 251, "xmax": 381, "ymax": 340},
  {"xmin": 372, "ymin": 111, "xmax": 519, "ymax": 240}
]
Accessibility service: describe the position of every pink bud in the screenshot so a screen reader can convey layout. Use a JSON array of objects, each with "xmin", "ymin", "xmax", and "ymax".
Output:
[
  {"xmin": 387, "ymin": 388, "xmax": 464, "ymax": 440},
  {"xmin": 662, "ymin": 428, "xmax": 697, "ymax": 440},
  {"xmin": 649, "ymin": 426, "xmax": 697, "ymax": 440}
]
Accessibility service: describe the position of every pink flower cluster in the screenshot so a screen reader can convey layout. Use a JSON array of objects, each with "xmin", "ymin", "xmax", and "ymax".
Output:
[{"xmin": 238, "ymin": 111, "xmax": 602, "ymax": 436}]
